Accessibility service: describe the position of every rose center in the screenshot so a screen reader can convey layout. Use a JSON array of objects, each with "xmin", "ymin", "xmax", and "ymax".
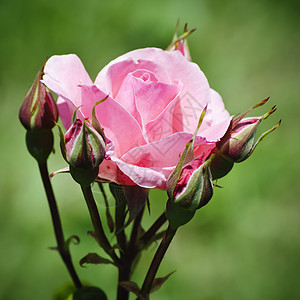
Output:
[{"xmin": 132, "ymin": 69, "xmax": 158, "ymax": 84}]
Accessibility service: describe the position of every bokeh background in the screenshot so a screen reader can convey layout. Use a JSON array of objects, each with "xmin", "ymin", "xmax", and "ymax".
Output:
[{"xmin": 1, "ymin": 0, "xmax": 299, "ymax": 299}]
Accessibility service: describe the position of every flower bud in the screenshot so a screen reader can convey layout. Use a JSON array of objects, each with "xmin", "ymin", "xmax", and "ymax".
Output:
[
  {"xmin": 217, "ymin": 104, "xmax": 280, "ymax": 164},
  {"xmin": 166, "ymin": 157, "xmax": 213, "ymax": 229},
  {"xmin": 19, "ymin": 65, "xmax": 58, "ymax": 131},
  {"xmin": 167, "ymin": 21, "xmax": 195, "ymax": 61},
  {"xmin": 63, "ymin": 118, "xmax": 106, "ymax": 187},
  {"xmin": 209, "ymin": 100, "xmax": 281, "ymax": 180},
  {"xmin": 217, "ymin": 117, "xmax": 261, "ymax": 163}
]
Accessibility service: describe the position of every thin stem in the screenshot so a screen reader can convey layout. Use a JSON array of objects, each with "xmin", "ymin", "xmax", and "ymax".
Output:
[
  {"xmin": 38, "ymin": 161, "xmax": 82, "ymax": 288},
  {"xmin": 139, "ymin": 212, "xmax": 167, "ymax": 246},
  {"xmin": 81, "ymin": 185, "xmax": 121, "ymax": 266},
  {"xmin": 139, "ymin": 225, "xmax": 177, "ymax": 298},
  {"xmin": 98, "ymin": 182, "xmax": 114, "ymax": 233},
  {"xmin": 128, "ymin": 206, "xmax": 145, "ymax": 254},
  {"xmin": 115, "ymin": 194, "xmax": 127, "ymax": 254},
  {"xmin": 117, "ymin": 206, "xmax": 145, "ymax": 300}
]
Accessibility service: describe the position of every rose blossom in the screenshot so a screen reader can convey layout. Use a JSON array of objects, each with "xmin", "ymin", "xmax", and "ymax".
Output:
[{"xmin": 42, "ymin": 48, "xmax": 231, "ymax": 188}]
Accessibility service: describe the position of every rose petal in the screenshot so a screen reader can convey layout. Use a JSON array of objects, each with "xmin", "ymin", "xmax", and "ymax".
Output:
[
  {"xmin": 197, "ymin": 89, "xmax": 231, "ymax": 141},
  {"xmin": 114, "ymin": 72, "xmax": 143, "ymax": 127},
  {"xmin": 145, "ymin": 84, "xmax": 183, "ymax": 143},
  {"xmin": 121, "ymin": 132, "xmax": 213, "ymax": 168},
  {"xmin": 42, "ymin": 54, "xmax": 92, "ymax": 107},
  {"xmin": 79, "ymin": 85, "xmax": 147, "ymax": 157},
  {"xmin": 133, "ymin": 75, "xmax": 180, "ymax": 126},
  {"xmin": 95, "ymin": 56, "xmax": 172, "ymax": 96},
  {"xmin": 111, "ymin": 156, "xmax": 168, "ymax": 188}
]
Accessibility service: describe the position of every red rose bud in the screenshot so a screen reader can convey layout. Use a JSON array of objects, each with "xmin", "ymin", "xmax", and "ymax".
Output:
[
  {"xmin": 216, "ymin": 102, "xmax": 280, "ymax": 164},
  {"xmin": 19, "ymin": 65, "xmax": 58, "ymax": 131},
  {"xmin": 166, "ymin": 156, "xmax": 213, "ymax": 229},
  {"xmin": 63, "ymin": 118, "xmax": 106, "ymax": 187}
]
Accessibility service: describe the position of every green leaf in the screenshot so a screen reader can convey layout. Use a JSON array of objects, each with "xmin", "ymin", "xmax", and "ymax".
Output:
[
  {"xmin": 118, "ymin": 281, "xmax": 148, "ymax": 299},
  {"xmin": 79, "ymin": 253, "xmax": 114, "ymax": 267},
  {"xmin": 150, "ymin": 271, "xmax": 176, "ymax": 293}
]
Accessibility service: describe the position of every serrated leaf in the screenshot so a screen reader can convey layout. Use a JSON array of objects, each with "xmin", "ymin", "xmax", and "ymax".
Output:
[
  {"xmin": 150, "ymin": 271, "xmax": 176, "ymax": 293},
  {"xmin": 80, "ymin": 253, "xmax": 114, "ymax": 268}
]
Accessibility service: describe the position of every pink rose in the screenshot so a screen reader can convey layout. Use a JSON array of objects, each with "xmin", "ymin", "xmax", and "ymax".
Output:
[{"xmin": 42, "ymin": 48, "xmax": 231, "ymax": 188}]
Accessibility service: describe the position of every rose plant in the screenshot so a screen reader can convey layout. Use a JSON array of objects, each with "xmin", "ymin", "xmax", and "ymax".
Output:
[{"xmin": 19, "ymin": 25, "xmax": 280, "ymax": 300}]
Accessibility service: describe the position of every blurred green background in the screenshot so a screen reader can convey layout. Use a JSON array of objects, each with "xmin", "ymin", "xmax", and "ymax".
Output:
[{"xmin": 1, "ymin": 0, "xmax": 299, "ymax": 299}]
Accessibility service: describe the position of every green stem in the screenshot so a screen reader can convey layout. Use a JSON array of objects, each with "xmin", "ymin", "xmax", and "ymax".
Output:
[
  {"xmin": 38, "ymin": 162, "xmax": 82, "ymax": 288},
  {"xmin": 81, "ymin": 185, "xmax": 120, "ymax": 265},
  {"xmin": 117, "ymin": 206, "xmax": 145, "ymax": 300},
  {"xmin": 114, "ymin": 193, "xmax": 127, "ymax": 254},
  {"xmin": 139, "ymin": 225, "xmax": 177, "ymax": 298},
  {"xmin": 139, "ymin": 213, "xmax": 167, "ymax": 246}
]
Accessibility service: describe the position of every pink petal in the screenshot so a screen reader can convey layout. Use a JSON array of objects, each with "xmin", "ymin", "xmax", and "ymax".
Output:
[
  {"xmin": 133, "ymin": 75, "xmax": 180, "ymax": 126},
  {"xmin": 145, "ymin": 87, "xmax": 182, "ymax": 143},
  {"xmin": 114, "ymin": 72, "xmax": 143, "ymax": 127},
  {"xmin": 111, "ymin": 156, "xmax": 168, "ymax": 189},
  {"xmin": 111, "ymin": 133, "xmax": 215, "ymax": 189},
  {"xmin": 95, "ymin": 56, "xmax": 172, "ymax": 96},
  {"xmin": 198, "ymin": 89, "xmax": 231, "ymax": 141},
  {"xmin": 79, "ymin": 85, "xmax": 147, "ymax": 157},
  {"xmin": 42, "ymin": 54, "xmax": 92, "ymax": 107},
  {"xmin": 120, "ymin": 132, "xmax": 213, "ymax": 168}
]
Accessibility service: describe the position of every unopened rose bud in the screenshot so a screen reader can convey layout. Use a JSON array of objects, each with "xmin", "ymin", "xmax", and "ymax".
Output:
[
  {"xmin": 19, "ymin": 64, "xmax": 58, "ymax": 163},
  {"xmin": 63, "ymin": 118, "xmax": 106, "ymax": 186},
  {"xmin": 217, "ymin": 105, "xmax": 279, "ymax": 163},
  {"xmin": 210, "ymin": 101, "xmax": 281, "ymax": 180},
  {"xmin": 166, "ymin": 157, "xmax": 213, "ymax": 229},
  {"xmin": 217, "ymin": 117, "xmax": 262, "ymax": 163},
  {"xmin": 19, "ymin": 65, "xmax": 58, "ymax": 131}
]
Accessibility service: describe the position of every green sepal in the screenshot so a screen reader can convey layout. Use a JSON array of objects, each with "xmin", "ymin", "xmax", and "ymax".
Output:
[
  {"xmin": 166, "ymin": 106, "xmax": 207, "ymax": 199},
  {"xmin": 166, "ymin": 200, "xmax": 196, "ymax": 229},
  {"xmin": 25, "ymin": 129, "xmax": 54, "ymax": 163},
  {"xmin": 70, "ymin": 165, "xmax": 99, "ymax": 188},
  {"xmin": 210, "ymin": 153, "xmax": 234, "ymax": 180},
  {"xmin": 56, "ymin": 122, "xmax": 67, "ymax": 161},
  {"xmin": 92, "ymin": 96, "xmax": 108, "ymax": 143}
]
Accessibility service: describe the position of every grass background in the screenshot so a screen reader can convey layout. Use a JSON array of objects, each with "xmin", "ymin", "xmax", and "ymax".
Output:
[{"xmin": 0, "ymin": 0, "xmax": 299, "ymax": 299}]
